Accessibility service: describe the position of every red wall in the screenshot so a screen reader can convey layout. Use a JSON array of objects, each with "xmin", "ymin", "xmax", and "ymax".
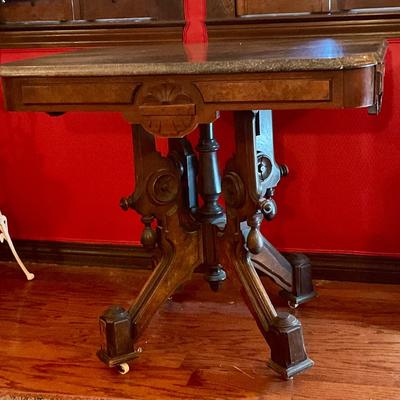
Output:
[{"xmin": 1, "ymin": 41, "xmax": 400, "ymax": 257}]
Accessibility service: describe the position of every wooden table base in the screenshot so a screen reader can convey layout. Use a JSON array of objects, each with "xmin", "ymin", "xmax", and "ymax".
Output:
[{"xmin": 97, "ymin": 110, "xmax": 315, "ymax": 379}]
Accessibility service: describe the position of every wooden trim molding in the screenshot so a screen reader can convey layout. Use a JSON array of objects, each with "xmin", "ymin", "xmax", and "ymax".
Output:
[
  {"xmin": 0, "ymin": 240, "xmax": 398, "ymax": 284},
  {"xmin": 0, "ymin": 22, "xmax": 184, "ymax": 49},
  {"xmin": 207, "ymin": 12, "xmax": 400, "ymax": 40},
  {"xmin": 1, "ymin": 11, "xmax": 400, "ymax": 48}
]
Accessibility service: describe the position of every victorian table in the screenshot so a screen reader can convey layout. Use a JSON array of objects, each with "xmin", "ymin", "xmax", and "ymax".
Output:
[{"xmin": 0, "ymin": 37, "xmax": 387, "ymax": 379}]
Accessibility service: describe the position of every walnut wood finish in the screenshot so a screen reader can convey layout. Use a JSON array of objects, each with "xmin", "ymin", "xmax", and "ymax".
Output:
[
  {"xmin": 236, "ymin": 0, "xmax": 330, "ymax": 15},
  {"xmin": 334, "ymin": 0, "xmax": 400, "ymax": 10},
  {"xmin": 78, "ymin": 0, "xmax": 183, "ymax": 21},
  {"xmin": 96, "ymin": 114, "xmax": 314, "ymax": 378},
  {"xmin": 0, "ymin": 38, "xmax": 387, "ymax": 135},
  {"xmin": 1, "ymin": 2, "xmax": 400, "ymax": 48},
  {"xmin": 236, "ymin": 0, "xmax": 399, "ymax": 15},
  {"xmin": 0, "ymin": 38, "xmax": 387, "ymax": 379},
  {"xmin": 0, "ymin": 0, "xmax": 183, "ymax": 23},
  {"xmin": 98, "ymin": 126, "xmax": 202, "ymax": 367},
  {"xmin": 0, "ymin": 0, "xmax": 73, "ymax": 23},
  {"xmin": 206, "ymin": 0, "xmax": 236, "ymax": 19}
]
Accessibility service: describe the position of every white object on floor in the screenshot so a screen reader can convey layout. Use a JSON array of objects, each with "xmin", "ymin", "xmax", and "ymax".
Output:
[{"xmin": 0, "ymin": 211, "xmax": 34, "ymax": 280}]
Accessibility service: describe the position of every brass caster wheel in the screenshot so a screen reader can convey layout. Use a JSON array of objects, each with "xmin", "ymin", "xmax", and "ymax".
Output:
[
  {"xmin": 288, "ymin": 301, "xmax": 299, "ymax": 309},
  {"xmin": 117, "ymin": 363, "xmax": 130, "ymax": 375}
]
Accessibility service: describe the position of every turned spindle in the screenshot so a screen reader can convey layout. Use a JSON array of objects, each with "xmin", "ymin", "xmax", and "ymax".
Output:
[{"xmin": 196, "ymin": 123, "xmax": 226, "ymax": 290}]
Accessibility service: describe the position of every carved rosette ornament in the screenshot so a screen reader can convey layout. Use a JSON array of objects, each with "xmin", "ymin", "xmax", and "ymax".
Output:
[{"xmin": 147, "ymin": 170, "xmax": 180, "ymax": 205}]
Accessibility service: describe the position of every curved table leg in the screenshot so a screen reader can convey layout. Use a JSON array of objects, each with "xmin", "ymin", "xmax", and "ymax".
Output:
[
  {"xmin": 234, "ymin": 107, "xmax": 316, "ymax": 307},
  {"xmin": 221, "ymin": 230, "xmax": 313, "ymax": 379},
  {"xmin": 244, "ymin": 223, "xmax": 316, "ymax": 306},
  {"xmin": 220, "ymin": 110, "xmax": 313, "ymax": 378},
  {"xmin": 97, "ymin": 126, "xmax": 202, "ymax": 370},
  {"xmin": 97, "ymin": 211, "xmax": 201, "ymax": 369}
]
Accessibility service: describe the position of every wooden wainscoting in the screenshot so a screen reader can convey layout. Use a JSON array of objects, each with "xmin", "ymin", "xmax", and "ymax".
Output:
[{"xmin": 0, "ymin": 240, "xmax": 399, "ymax": 284}]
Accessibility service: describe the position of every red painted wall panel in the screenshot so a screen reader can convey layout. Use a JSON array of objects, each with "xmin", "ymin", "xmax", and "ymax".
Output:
[
  {"xmin": 269, "ymin": 41, "xmax": 400, "ymax": 256},
  {"xmin": 0, "ymin": 49, "xmax": 140, "ymax": 245},
  {"xmin": 1, "ymin": 40, "xmax": 399, "ymax": 256}
]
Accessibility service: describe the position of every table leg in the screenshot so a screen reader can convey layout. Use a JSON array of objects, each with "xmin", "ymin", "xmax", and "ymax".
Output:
[
  {"xmin": 248, "ymin": 228, "xmax": 316, "ymax": 307},
  {"xmin": 220, "ymin": 110, "xmax": 313, "ymax": 378},
  {"xmin": 229, "ymin": 110, "xmax": 315, "ymax": 306},
  {"xmin": 220, "ymin": 220, "xmax": 313, "ymax": 379},
  {"xmin": 97, "ymin": 117, "xmax": 313, "ymax": 378},
  {"xmin": 97, "ymin": 126, "xmax": 202, "ymax": 370}
]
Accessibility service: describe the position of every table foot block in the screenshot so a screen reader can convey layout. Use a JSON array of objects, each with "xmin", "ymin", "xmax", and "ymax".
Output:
[
  {"xmin": 97, "ymin": 305, "xmax": 137, "ymax": 368},
  {"xmin": 268, "ymin": 357, "xmax": 314, "ymax": 380},
  {"xmin": 266, "ymin": 311, "xmax": 313, "ymax": 379},
  {"xmin": 280, "ymin": 253, "xmax": 316, "ymax": 306},
  {"xmin": 97, "ymin": 349, "xmax": 139, "ymax": 369}
]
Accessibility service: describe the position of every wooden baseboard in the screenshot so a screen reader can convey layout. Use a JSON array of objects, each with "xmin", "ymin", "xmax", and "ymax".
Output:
[
  {"xmin": 303, "ymin": 252, "xmax": 400, "ymax": 284},
  {"xmin": 0, "ymin": 240, "xmax": 399, "ymax": 284},
  {"xmin": 0, "ymin": 240, "xmax": 154, "ymax": 269}
]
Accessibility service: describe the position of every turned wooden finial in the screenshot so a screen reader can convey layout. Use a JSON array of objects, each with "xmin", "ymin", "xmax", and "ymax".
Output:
[
  {"xmin": 246, "ymin": 212, "xmax": 264, "ymax": 254},
  {"xmin": 140, "ymin": 216, "xmax": 157, "ymax": 249}
]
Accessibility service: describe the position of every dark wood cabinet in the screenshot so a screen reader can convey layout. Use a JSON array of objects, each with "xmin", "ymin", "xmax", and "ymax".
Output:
[
  {"xmin": 235, "ymin": 0, "xmax": 400, "ymax": 15},
  {"xmin": 333, "ymin": 0, "xmax": 400, "ymax": 10},
  {"xmin": 0, "ymin": 0, "xmax": 72, "ymax": 23},
  {"xmin": 78, "ymin": 0, "xmax": 183, "ymax": 21},
  {"xmin": 1, "ymin": 0, "xmax": 400, "ymax": 48},
  {"xmin": 206, "ymin": 0, "xmax": 235, "ymax": 19},
  {"xmin": 236, "ymin": 0, "xmax": 330, "ymax": 16},
  {"xmin": 0, "ymin": 0, "xmax": 183, "ymax": 24}
]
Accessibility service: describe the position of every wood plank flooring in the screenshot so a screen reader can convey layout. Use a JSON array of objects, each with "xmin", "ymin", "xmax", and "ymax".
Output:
[{"xmin": 0, "ymin": 261, "xmax": 399, "ymax": 400}]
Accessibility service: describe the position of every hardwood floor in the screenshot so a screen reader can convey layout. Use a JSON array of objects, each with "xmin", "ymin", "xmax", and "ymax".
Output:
[{"xmin": 0, "ymin": 261, "xmax": 399, "ymax": 400}]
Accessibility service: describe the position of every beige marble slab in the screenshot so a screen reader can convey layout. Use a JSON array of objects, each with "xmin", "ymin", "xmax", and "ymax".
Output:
[{"xmin": 0, "ymin": 37, "xmax": 387, "ymax": 77}]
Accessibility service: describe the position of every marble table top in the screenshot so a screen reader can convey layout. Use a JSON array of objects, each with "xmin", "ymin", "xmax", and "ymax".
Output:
[{"xmin": 0, "ymin": 37, "xmax": 387, "ymax": 78}]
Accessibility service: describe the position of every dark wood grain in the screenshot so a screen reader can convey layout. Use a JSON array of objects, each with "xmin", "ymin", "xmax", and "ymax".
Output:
[
  {"xmin": 2, "ymin": 0, "xmax": 400, "ymax": 49},
  {"xmin": 0, "ymin": 261, "xmax": 399, "ymax": 399},
  {"xmin": 0, "ymin": 0, "xmax": 72, "ymax": 23},
  {"xmin": 334, "ymin": 0, "xmax": 400, "ymax": 10},
  {"xmin": 206, "ymin": 0, "xmax": 236, "ymax": 19},
  {"xmin": 79, "ymin": 0, "xmax": 183, "ymax": 21},
  {"xmin": 0, "ymin": 0, "xmax": 183, "ymax": 23},
  {"xmin": 236, "ymin": 0, "xmax": 330, "ymax": 15}
]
